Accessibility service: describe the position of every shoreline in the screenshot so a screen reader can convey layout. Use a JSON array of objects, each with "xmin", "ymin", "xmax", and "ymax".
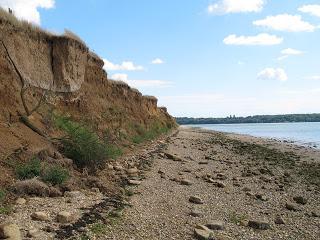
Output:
[{"xmin": 182, "ymin": 124, "xmax": 320, "ymax": 150}]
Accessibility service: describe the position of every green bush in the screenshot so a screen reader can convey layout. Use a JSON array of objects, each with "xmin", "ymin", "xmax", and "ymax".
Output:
[
  {"xmin": 54, "ymin": 115, "xmax": 108, "ymax": 170},
  {"xmin": 42, "ymin": 165, "xmax": 69, "ymax": 186},
  {"xmin": 16, "ymin": 158, "xmax": 41, "ymax": 180}
]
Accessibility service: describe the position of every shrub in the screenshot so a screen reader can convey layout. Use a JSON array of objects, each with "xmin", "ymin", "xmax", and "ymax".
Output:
[
  {"xmin": 131, "ymin": 122, "xmax": 170, "ymax": 144},
  {"xmin": 15, "ymin": 158, "xmax": 41, "ymax": 180},
  {"xmin": 42, "ymin": 165, "xmax": 69, "ymax": 186},
  {"xmin": 106, "ymin": 144, "xmax": 123, "ymax": 159},
  {"xmin": 54, "ymin": 115, "xmax": 108, "ymax": 171}
]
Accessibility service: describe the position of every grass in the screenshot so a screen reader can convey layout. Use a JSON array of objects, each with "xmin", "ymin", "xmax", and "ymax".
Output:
[
  {"xmin": 63, "ymin": 29, "xmax": 87, "ymax": 46},
  {"xmin": 229, "ymin": 211, "xmax": 248, "ymax": 225},
  {"xmin": 15, "ymin": 157, "xmax": 41, "ymax": 180},
  {"xmin": 131, "ymin": 122, "xmax": 170, "ymax": 144},
  {"xmin": 90, "ymin": 223, "xmax": 107, "ymax": 236},
  {"xmin": 53, "ymin": 114, "xmax": 109, "ymax": 171},
  {"xmin": 0, "ymin": 205, "xmax": 12, "ymax": 215},
  {"xmin": 42, "ymin": 165, "xmax": 69, "ymax": 186}
]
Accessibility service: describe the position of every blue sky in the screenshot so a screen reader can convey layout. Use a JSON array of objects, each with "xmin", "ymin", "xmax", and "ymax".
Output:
[{"xmin": 1, "ymin": 0, "xmax": 320, "ymax": 117}]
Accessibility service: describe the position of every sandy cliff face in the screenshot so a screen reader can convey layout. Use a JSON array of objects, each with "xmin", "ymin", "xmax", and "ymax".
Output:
[{"xmin": 0, "ymin": 18, "xmax": 176, "ymax": 162}]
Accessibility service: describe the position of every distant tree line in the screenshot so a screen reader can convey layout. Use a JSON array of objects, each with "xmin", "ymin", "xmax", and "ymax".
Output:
[{"xmin": 176, "ymin": 114, "xmax": 320, "ymax": 125}]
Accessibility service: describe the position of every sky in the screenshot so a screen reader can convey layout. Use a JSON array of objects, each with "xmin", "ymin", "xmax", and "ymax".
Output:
[{"xmin": 0, "ymin": 0, "xmax": 320, "ymax": 117}]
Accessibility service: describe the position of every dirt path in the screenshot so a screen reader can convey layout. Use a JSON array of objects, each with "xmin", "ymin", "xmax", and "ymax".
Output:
[{"xmin": 102, "ymin": 127, "xmax": 320, "ymax": 240}]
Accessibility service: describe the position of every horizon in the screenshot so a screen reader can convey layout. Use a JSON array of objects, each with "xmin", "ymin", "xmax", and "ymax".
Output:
[{"xmin": 1, "ymin": 0, "xmax": 319, "ymax": 118}]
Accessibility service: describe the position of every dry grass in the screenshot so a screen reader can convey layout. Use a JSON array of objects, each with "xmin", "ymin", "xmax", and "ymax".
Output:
[
  {"xmin": 0, "ymin": 7, "xmax": 86, "ymax": 46},
  {"xmin": 143, "ymin": 95, "xmax": 158, "ymax": 101},
  {"xmin": 109, "ymin": 79, "xmax": 129, "ymax": 87},
  {"xmin": 63, "ymin": 29, "xmax": 87, "ymax": 46}
]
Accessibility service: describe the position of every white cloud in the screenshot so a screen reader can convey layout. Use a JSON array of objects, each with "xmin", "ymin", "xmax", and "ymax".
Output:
[
  {"xmin": 0, "ymin": 0, "xmax": 55, "ymax": 25},
  {"xmin": 103, "ymin": 59, "xmax": 144, "ymax": 71},
  {"xmin": 306, "ymin": 75, "xmax": 320, "ymax": 80},
  {"xmin": 208, "ymin": 0, "xmax": 265, "ymax": 14},
  {"xmin": 281, "ymin": 48, "xmax": 304, "ymax": 55},
  {"xmin": 278, "ymin": 48, "xmax": 304, "ymax": 61},
  {"xmin": 257, "ymin": 68, "xmax": 288, "ymax": 81},
  {"xmin": 299, "ymin": 4, "xmax": 320, "ymax": 17},
  {"xmin": 151, "ymin": 58, "xmax": 164, "ymax": 64},
  {"xmin": 223, "ymin": 33, "xmax": 283, "ymax": 46},
  {"xmin": 253, "ymin": 14, "xmax": 316, "ymax": 32},
  {"xmin": 110, "ymin": 73, "xmax": 172, "ymax": 88}
]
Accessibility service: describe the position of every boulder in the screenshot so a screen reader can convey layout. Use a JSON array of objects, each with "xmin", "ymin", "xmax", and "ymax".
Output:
[
  {"xmin": 206, "ymin": 221, "xmax": 224, "ymax": 230},
  {"xmin": 31, "ymin": 212, "xmax": 49, "ymax": 221},
  {"xmin": 189, "ymin": 196, "xmax": 204, "ymax": 204},
  {"xmin": 57, "ymin": 211, "xmax": 74, "ymax": 224},
  {"xmin": 0, "ymin": 223, "xmax": 21, "ymax": 240},
  {"xmin": 248, "ymin": 220, "xmax": 271, "ymax": 230}
]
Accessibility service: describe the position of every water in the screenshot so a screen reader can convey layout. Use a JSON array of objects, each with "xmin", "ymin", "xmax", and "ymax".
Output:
[{"xmin": 187, "ymin": 122, "xmax": 320, "ymax": 149}]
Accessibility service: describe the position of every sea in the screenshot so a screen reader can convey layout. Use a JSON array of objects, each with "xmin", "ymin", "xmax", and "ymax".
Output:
[{"xmin": 186, "ymin": 122, "xmax": 320, "ymax": 149}]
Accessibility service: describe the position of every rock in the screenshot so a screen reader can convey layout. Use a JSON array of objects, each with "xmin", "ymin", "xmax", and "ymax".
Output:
[
  {"xmin": 57, "ymin": 211, "xmax": 74, "ymax": 224},
  {"xmin": 15, "ymin": 198, "xmax": 26, "ymax": 205},
  {"xmin": 242, "ymin": 187, "xmax": 251, "ymax": 192},
  {"xmin": 206, "ymin": 221, "xmax": 224, "ymax": 230},
  {"xmin": 13, "ymin": 178, "xmax": 50, "ymax": 197},
  {"xmin": 311, "ymin": 211, "xmax": 320, "ymax": 218},
  {"xmin": 255, "ymin": 193, "xmax": 268, "ymax": 201},
  {"xmin": 199, "ymin": 161, "xmax": 209, "ymax": 165},
  {"xmin": 248, "ymin": 220, "xmax": 271, "ymax": 230},
  {"xmin": 164, "ymin": 152, "xmax": 182, "ymax": 161},
  {"xmin": 0, "ymin": 223, "xmax": 21, "ymax": 240},
  {"xmin": 213, "ymin": 181, "xmax": 226, "ymax": 188},
  {"xmin": 190, "ymin": 209, "xmax": 203, "ymax": 217},
  {"xmin": 180, "ymin": 179, "xmax": 193, "ymax": 186},
  {"xmin": 286, "ymin": 202, "xmax": 299, "ymax": 211},
  {"xmin": 128, "ymin": 180, "xmax": 142, "ymax": 185},
  {"xmin": 293, "ymin": 196, "xmax": 308, "ymax": 205},
  {"xmin": 126, "ymin": 168, "xmax": 139, "ymax": 175},
  {"xmin": 189, "ymin": 196, "xmax": 204, "ymax": 204},
  {"xmin": 194, "ymin": 225, "xmax": 213, "ymax": 240},
  {"xmin": 91, "ymin": 187, "xmax": 100, "ymax": 193},
  {"xmin": 274, "ymin": 215, "xmax": 286, "ymax": 225},
  {"xmin": 27, "ymin": 228, "xmax": 39, "ymax": 238},
  {"xmin": 31, "ymin": 212, "xmax": 49, "ymax": 221},
  {"xmin": 114, "ymin": 165, "xmax": 124, "ymax": 171}
]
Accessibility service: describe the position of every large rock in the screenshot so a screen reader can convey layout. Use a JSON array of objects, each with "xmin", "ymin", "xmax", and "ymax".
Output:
[
  {"xmin": 194, "ymin": 225, "xmax": 213, "ymax": 240},
  {"xmin": 248, "ymin": 220, "xmax": 271, "ymax": 230},
  {"xmin": 31, "ymin": 212, "xmax": 49, "ymax": 221},
  {"xmin": 189, "ymin": 196, "xmax": 204, "ymax": 204},
  {"xmin": 57, "ymin": 211, "xmax": 74, "ymax": 224},
  {"xmin": 206, "ymin": 221, "xmax": 224, "ymax": 230},
  {"xmin": 0, "ymin": 223, "xmax": 22, "ymax": 240},
  {"xmin": 293, "ymin": 196, "xmax": 308, "ymax": 205},
  {"xmin": 13, "ymin": 178, "xmax": 50, "ymax": 197}
]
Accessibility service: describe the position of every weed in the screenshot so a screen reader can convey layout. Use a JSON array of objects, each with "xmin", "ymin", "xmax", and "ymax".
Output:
[
  {"xmin": 53, "ymin": 115, "xmax": 108, "ymax": 171},
  {"xmin": 229, "ymin": 211, "xmax": 247, "ymax": 225},
  {"xmin": 0, "ymin": 205, "xmax": 12, "ymax": 215},
  {"xmin": 42, "ymin": 165, "xmax": 69, "ymax": 186},
  {"xmin": 90, "ymin": 223, "xmax": 107, "ymax": 236},
  {"xmin": 0, "ymin": 189, "xmax": 5, "ymax": 202},
  {"xmin": 15, "ymin": 157, "xmax": 41, "ymax": 180}
]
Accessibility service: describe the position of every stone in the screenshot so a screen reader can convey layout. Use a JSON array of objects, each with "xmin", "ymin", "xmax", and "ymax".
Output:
[
  {"xmin": 27, "ymin": 228, "xmax": 39, "ymax": 238},
  {"xmin": 57, "ymin": 211, "xmax": 74, "ymax": 224},
  {"xmin": 213, "ymin": 181, "xmax": 226, "ymax": 188},
  {"xmin": 49, "ymin": 187, "xmax": 63, "ymax": 197},
  {"xmin": 255, "ymin": 193, "xmax": 268, "ymax": 201},
  {"xmin": 242, "ymin": 187, "xmax": 251, "ymax": 192},
  {"xmin": 248, "ymin": 220, "xmax": 271, "ymax": 230},
  {"xmin": 274, "ymin": 215, "xmax": 286, "ymax": 225},
  {"xmin": 286, "ymin": 202, "xmax": 299, "ymax": 211},
  {"xmin": 180, "ymin": 179, "xmax": 193, "ymax": 186},
  {"xmin": 189, "ymin": 196, "xmax": 204, "ymax": 204},
  {"xmin": 311, "ymin": 211, "xmax": 320, "ymax": 218},
  {"xmin": 126, "ymin": 168, "xmax": 139, "ymax": 175},
  {"xmin": 190, "ymin": 209, "xmax": 203, "ymax": 217},
  {"xmin": 199, "ymin": 161, "xmax": 209, "ymax": 165},
  {"xmin": 194, "ymin": 225, "xmax": 213, "ymax": 240},
  {"xmin": 0, "ymin": 223, "xmax": 22, "ymax": 240},
  {"xmin": 31, "ymin": 212, "xmax": 49, "ymax": 221},
  {"xmin": 15, "ymin": 198, "xmax": 26, "ymax": 205},
  {"xmin": 128, "ymin": 180, "xmax": 142, "ymax": 185},
  {"xmin": 114, "ymin": 165, "xmax": 124, "ymax": 171},
  {"xmin": 293, "ymin": 196, "xmax": 308, "ymax": 205},
  {"xmin": 206, "ymin": 221, "xmax": 224, "ymax": 230},
  {"xmin": 164, "ymin": 152, "xmax": 182, "ymax": 161}
]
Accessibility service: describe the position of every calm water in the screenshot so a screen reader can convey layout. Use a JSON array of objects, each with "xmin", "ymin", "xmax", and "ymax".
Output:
[{"xmin": 187, "ymin": 122, "xmax": 320, "ymax": 149}]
